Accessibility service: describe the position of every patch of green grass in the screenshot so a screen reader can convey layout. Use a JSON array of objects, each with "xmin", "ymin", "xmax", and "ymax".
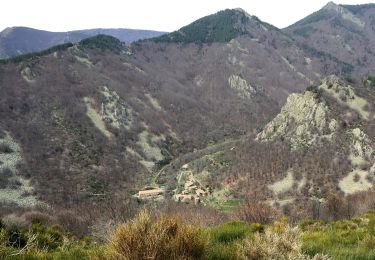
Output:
[
  {"xmin": 206, "ymin": 221, "xmax": 257, "ymax": 260},
  {"xmin": 0, "ymin": 245, "xmax": 97, "ymax": 260},
  {"xmin": 204, "ymin": 191, "xmax": 243, "ymax": 213},
  {"xmin": 206, "ymin": 243, "xmax": 240, "ymax": 260},
  {"xmin": 209, "ymin": 221, "xmax": 253, "ymax": 244},
  {"xmin": 302, "ymin": 212, "xmax": 375, "ymax": 259},
  {"xmin": 218, "ymin": 199, "xmax": 244, "ymax": 212}
]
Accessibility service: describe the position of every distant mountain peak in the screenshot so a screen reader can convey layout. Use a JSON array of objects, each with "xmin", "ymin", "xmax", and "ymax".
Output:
[
  {"xmin": 0, "ymin": 27, "xmax": 15, "ymax": 37},
  {"xmin": 150, "ymin": 9, "xmax": 254, "ymax": 44},
  {"xmin": 322, "ymin": 1, "xmax": 365, "ymax": 27},
  {"xmin": 323, "ymin": 1, "xmax": 338, "ymax": 10},
  {"xmin": 233, "ymin": 8, "xmax": 252, "ymax": 18},
  {"xmin": 0, "ymin": 27, "xmax": 166, "ymax": 58},
  {"xmin": 290, "ymin": 1, "xmax": 366, "ymax": 29}
]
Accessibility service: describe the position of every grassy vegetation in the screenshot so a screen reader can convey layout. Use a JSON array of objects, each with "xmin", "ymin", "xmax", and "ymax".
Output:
[
  {"xmin": 208, "ymin": 198, "xmax": 244, "ymax": 213},
  {"xmin": 203, "ymin": 188, "xmax": 244, "ymax": 213},
  {"xmin": 301, "ymin": 211, "xmax": 375, "ymax": 259},
  {"xmin": 109, "ymin": 210, "xmax": 207, "ymax": 259},
  {"xmin": 2, "ymin": 211, "xmax": 375, "ymax": 259},
  {"xmin": 205, "ymin": 221, "xmax": 252, "ymax": 260},
  {"xmin": 0, "ymin": 220, "xmax": 100, "ymax": 259},
  {"xmin": 209, "ymin": 221, "xmax": 255, "ymax": 244}
]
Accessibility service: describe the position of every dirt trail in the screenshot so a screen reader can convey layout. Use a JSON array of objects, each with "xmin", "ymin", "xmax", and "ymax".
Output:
[{"xmin": 155, "ymin": 135, "xmax": 252, "ymax": 185}]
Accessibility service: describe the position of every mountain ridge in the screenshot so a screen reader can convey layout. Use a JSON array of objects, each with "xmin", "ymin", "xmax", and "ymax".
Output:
[
  {"xmin": 0, "ymin": 26, "xmax": 167, "ymax": 58},
  {"xmin": 284, "ymin": 1, "xmax": 375, "ymax": 76},
  {"xmin": 0, "ymin": 3, "xmax": 375, "ymax": 221},
  {"xmin": 148, "ymin": 9, "xmax": 280, "ymax": 44}
]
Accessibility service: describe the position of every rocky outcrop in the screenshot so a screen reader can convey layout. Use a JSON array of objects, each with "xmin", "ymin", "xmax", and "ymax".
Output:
[
  {"xmin": 370, "ymin": 163, "xmax": 375, "ymax": 175},
  {"xmin": 256, "ymin": 91, "xmax": 335, "ymax": 148},
  {"xmin": 0, "ymin": 132, "xmax": 39, "ymax": 207},
  {"xmin": 323, "ymin": 2, "xmax": 365, "ymax": 28},
  {"xmin": 100, "ymin": 86, "xmax": 133, "ymax": 130},
  {"xmin": 83, "ymin": 86, "xmax": 133, "ymax": 138},
  {"xmin": 228, "ymin": 75, "xmax": 256, "ymax": 99},
  {"xmin": 21, "ymin": 67, "xmax": 36, "ymax": 83},
  {"xmin": 339, "ymin": 128, "xmax": 374, "ymax": 194},
  {"xmin": 349, "ymin": 128, "xmax": 374, "ymax": 166},
  {"xmin": 257, "ymin": 75, "xmax": 374, "ymax": 195},
  {"xmin": 319, "ymin": 75, "xmax": 370, "ymax": 120},
  {"xmin": 257, "ymin": 75, "xmax": 374, "ymax": 150}
]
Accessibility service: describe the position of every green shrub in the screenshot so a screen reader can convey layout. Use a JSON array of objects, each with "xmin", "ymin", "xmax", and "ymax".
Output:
[
  {"xmin": 240, "ymin": 219, "xmax": 330, "ymax": 259},
  {"xmin": 359, "ymin": 234, "xmax": 375, "ymax": 250},
  {"xmin": 79, "ymin": 35, "xmax": 122, "ymax": 53},
  {"xmin": 209, "ymin": 221, "xmax": 251, "ymax": 244},
  {"xmin": 306, "ymin": 85, "xmax": 323, "ymax": 100},
  {"xmin": 5, "ymin": 225, "xmax": 28, "ymax": 248},
  {"xmin": 0, "ymin": 143, "xmax": 13, "ymax": 154},
  {"xmin": 50, "ymin": 246, "xmax": 91, "ymax": 260},
  {"xmin": 302, "ymin": 212, "xmax": 375, "ymax": 259},
  {"xmin": 29, "ymin": 222, "xmax": 64, "ymax": 250},
  {"xmin": 206, "ymin": 221, "xmax": 259, "ymax": 259},
  {"xmin": 369, "ymin": 216, "xmax": 375, "ymax": 235},
  {"xmin": 156, "ymin": 157, "xmax": 172, "ymax": 167},
  {"xmin": 367, "ymin": 76, "xmax": 375, "ymax": 87},
  {"xmin": 206, "ymin": 243, "xmax": 240, "ymax": 260},
  {"xmin": 299, "ymin": 220, "xmax": 325, "ymax": 232},
  {"xmin": 0, "ymin": 221, "xmax": 100, "ymax": 259},
  {"xmin": 249, "ymin": 223, "xmax": 264, "ymax": 233}
]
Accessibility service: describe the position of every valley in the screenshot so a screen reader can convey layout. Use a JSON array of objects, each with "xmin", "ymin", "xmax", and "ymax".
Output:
[{"xmin": 0, "ymin": 2, "xmax": 375, "ymax": 259}]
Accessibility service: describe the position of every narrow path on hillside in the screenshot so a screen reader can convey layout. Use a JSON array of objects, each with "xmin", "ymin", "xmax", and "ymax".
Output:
[{"xmin": 154, "ymin": 134, "xmax": 253, "ymax": 185}]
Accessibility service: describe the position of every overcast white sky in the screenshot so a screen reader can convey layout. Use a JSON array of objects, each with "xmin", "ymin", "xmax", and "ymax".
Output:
[{"xmin": 0, "ymin": 0, "xmax": 373, "ymax": 32}]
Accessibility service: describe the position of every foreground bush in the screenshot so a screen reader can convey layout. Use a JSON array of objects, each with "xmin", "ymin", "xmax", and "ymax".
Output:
[
  {"xmin": 2, "ymin": 211, "xmax": 375, "ymax": 259},
  {"xmin": 0, "ymin": 220, "xmax": 96, "ymax": 259},
  {"xmin": 110, "ymin": 210, "xmax": 207, "ymax": 260},
  {"xmin": 239, "ymin": 218, "xmax": 330, "ymax": 260}
]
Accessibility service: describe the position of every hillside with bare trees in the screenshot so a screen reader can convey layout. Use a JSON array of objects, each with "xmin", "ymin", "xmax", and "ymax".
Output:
[{"xmin": 0, "ymin": 6, "xmax": 375, "ymax": 238}]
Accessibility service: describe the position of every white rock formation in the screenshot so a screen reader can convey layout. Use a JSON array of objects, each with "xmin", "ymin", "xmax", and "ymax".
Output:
[
  {"xmin": 257, "ymin": 91, "xmax": 334, "ymax": 148},
  {"xmin": 228, "ymin": 75, "xmax": 256, "ymax": 99}
]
